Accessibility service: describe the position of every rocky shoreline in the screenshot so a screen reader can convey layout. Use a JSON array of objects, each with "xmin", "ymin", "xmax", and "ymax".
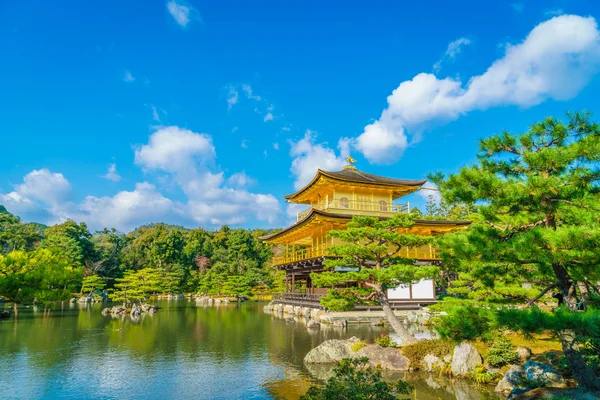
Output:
[{"xmin": 301, "ymin": 336, "xmax": 580, "ymax": 399}]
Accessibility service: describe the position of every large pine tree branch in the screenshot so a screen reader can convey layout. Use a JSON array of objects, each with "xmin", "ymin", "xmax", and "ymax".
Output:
[{"xmin": 523, "ymin": 281, "xmax": 559, "ymax": 308}]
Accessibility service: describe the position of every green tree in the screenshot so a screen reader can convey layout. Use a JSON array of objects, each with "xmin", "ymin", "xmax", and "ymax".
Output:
[
  {"xmin": 41, "ymin": 220, "xmax": 96, "ymax": 267},
  {"xmin": 300, "ymin": 357, "xmax": 413, "ymax": 400},
  {"xmin": 110, "ymin": 268, "xmax": 163, "ymax": 304},
  {"xmin": 80, "ymin": 275, "xmax": 107, "ymax": 295},
  {"xmin": 310, "ymin": 214, "xmax": 438, "ymax": 344},
  {"xmin": 0, "ymin": 206, "xmax": 42, "ymax": 254},
  {"xmin": 431, "ymin": 112, "xmax": 600, "ymax": 390},
  {"xmin": 222, "ymin": 275, "xmax": 250, "ymax": 299}
]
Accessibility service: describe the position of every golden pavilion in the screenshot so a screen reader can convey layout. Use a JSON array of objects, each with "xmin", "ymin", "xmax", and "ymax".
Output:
[{"xmin": 260, "ymin": 158, "xmax": 469, "ymax": 308}]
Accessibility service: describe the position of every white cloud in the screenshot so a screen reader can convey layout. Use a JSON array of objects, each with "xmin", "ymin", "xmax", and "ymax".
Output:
[
  {"xmin": 227, "ymin": 172, "xmax": 255, "ymax": 188},
  {"xmin": 417, "ymin": 181, "xmax": 441, "ymax": 203},
  {"xmin": 545, "ymin": 8, "xmax": 564, "ymax": 17},
  {"xmin": 289, "ymin": 130, "xmax": 350, "ymax": 189},
  {"xmin": 433, "ymin": 37, "xmax": 471, "ymax": 72},
  {"xmin": 123, "ymin": 70, "xmax": 135, "ymax": 83},
  {"xmin": 101, "ymin": 164, "xmax": 121, "ymax": 182},
  {"xmin": 242, "ymin": 84, "xmax": 261, "ymax": 101},
  {"xmin": 146, "ymin": 104, "xmax": 164, "ymax": 122},
  {"xmin": 135, "ymin": 126, "xmax": 215, "ymax": 174},
  {"xmin": 15, "ymin": 169, "xmax": 72, "ymax": 207},
  {"xmin": 354, "ymin": 15, "xmax": 600, "ymax": 164},
  {"xmin": 232, "ymin": 126, "xmax": 238, "ymax": 132},
  {"xmin": 75, "ymin": 182, "xmax": 187, "ymax": 233},
  {"xmin": 241, "ymin": 140, "xmax": 248, "ymax": 148},
  {"xmin": 226, "ymin": 86, "xmax": 239, "ymax": 109},
  {"xmin": 166, "ymin": 0, "xmax": 200, "ymax": 28},
  {"xmin": 2, "ymin": 125, "xmax": 282, "ymax": 230},
  {"xmin": 273, "ymin": 142, "xmax": 279, "ymax": 150}
]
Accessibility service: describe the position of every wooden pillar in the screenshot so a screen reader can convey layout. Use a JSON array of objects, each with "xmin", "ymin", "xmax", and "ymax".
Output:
[{"xmin": 291, "ymin": 273, "xmax": 295, "ymax": 294}]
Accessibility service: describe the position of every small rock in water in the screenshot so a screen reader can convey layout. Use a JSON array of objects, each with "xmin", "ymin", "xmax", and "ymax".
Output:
[
  {"xmin": 495, "ymin": 365, "xmax": 525, "ymax": 395},
  {"xmin": 306, "ymin": 320, "xmax": 320, "ymax": 329},
  {"xmin": 0, "ymin": 310, "xmax": 11, "ymax": 319}
]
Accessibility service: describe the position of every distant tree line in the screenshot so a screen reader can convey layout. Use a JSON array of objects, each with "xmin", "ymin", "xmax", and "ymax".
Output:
[{"xmin": 0, "ymin": 205, "xmax": 282, "ymax": 306}]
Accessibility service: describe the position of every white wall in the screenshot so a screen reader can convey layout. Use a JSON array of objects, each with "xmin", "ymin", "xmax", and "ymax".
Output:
[{"xmin": 387, "ymin": 279, "xmax": 435, "ymax": 300}]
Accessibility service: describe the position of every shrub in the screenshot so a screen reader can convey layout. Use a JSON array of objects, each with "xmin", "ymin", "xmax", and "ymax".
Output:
[
  {"xmin": 467, "ymin": 365, "xmax": 502, "ymax": 384},
  {"xmin": 375, "ymin": 334, "xmax": 397, "ymax": 348},
  {"xmin": 401, "ymin": 339, "xmax": 454, "ymax": 366},
  {"xmin": 300, "ymin": 357, "xmax": 413, "ymax": 400},
  {"xmin": 436, "ymin": 305, "xmax": 494, "ymax": 341},
  {"xmin": 352, "ymin": 340, "xmax": 366, "ymax": 352},
  {"xmin": 486, "ymin": 338, "xmax": 519, "ymax": 367}
]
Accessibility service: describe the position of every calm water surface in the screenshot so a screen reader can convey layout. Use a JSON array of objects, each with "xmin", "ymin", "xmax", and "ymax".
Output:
[{"xmin": 0, "ymin": 301, "xmax": 501, "ymax": 399}]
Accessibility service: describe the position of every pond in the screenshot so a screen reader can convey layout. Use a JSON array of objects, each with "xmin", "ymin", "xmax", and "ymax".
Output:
[{"xmin": 0, "ymin": 301, "xmax": 501, "ymax": 399}]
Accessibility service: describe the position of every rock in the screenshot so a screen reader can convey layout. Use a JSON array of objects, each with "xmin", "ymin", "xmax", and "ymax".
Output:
[
  {"xmin": 285, "ymin": 316, "xmax": 295, "ymax": 323},
  {"xmin": 516, "ymin": 346, "xmax": 533, "ymax": 363},
  {"xmin": 77, "ymin": 296, "xmax": 91, "ymax": 304},
  {"xmin": 214, "ymin": 299, "xmax": 222, "ymax": 304},
  {"xmin": 507, "ymin": 388, "xmax": 532, "ymax": 399},
  {"xmin": 101, "ymin": 307, "xmax": 111, "ymax": 316},
  {"xmin": 307, "ymin": 320, "xmax": 320, "ymax": 329},
  {"xmin": 0, "ymin": 310, "xmax": 10, "ymax": 319},
  {"xmin": 310, "ymin": 308, "xmax": 322, "ymax": 320},
  {"xmin": 303, "ymin": 308, "xmax": 311, "ymax": 319},
  {"xmin": 524, "ymin": 360, "xmax": 566, "ymax": 388},
  {"xmin": 148, "ymin": 308, "xmax": 155, "ymax": 316},
  {"xmin": 495, "ymin": 365, "xmax": 525, "ymax": 395},
  {"xmin": 357, "ymin": 345, "xmax": 410, "ymax": 370},
  {"xmin": 69, "ymin": 298, "xmax": 77, "ymax": 304},
  {"xmin": 422, "ymin": 354, "xmax": 446, "ymax": 372},
  {"xmin": 130, "ymin": 304, "xmax": 141, "ymax": 317},
  {"xmin": 331, "ymin": 319, "xmax": 347, "ymax": 328},
  {"xmin": 284, "ymin": 305, "xmax": 294, "ymax": 315},
  {"xmin": 407, "ymin": 311, "xmax": 419, "ymax": 323},
  {"xmin": 304, "ymin": 337, "xmax": 360, "ymax": 364},
  {"xmin": 223, "ymin": 299, "xmax": 230, "ymax": 304},
  {"xmin": 451, "ymin": 342, "xmax": 483, "ymax": 376}
]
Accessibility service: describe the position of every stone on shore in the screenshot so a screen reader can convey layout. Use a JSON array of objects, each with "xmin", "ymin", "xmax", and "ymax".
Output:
[
  {"xmin": 523, "ymin": 360, "xmax": 566, "ymax": 388},
  {"xmin": 516, "ymin": 346, "xmax": 532, "ymax": 363},
  {"xmin": 451, "ymin": 342, "xmax": 483, "ymax": 376},
  {"xmin": 304, "ymin": 337, "xmax": 410, "ymax": 370},
  {"xmin": 495, "ymin": 365, "xmax": 525, "ymax": 395}
]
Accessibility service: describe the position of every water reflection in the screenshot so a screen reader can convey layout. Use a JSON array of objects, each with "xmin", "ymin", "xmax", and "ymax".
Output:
[{"xmin": 0, "ymin": 301, "xmax": 500, "ymax": 399}]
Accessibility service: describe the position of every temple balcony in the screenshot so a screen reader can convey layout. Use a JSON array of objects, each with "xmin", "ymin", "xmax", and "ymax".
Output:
[
  {"xmin": 296, "ymin": 199, "xmax": 410, "ymax": 221},
  {"xmin": 272, "ymin": 243, "xmax": 440, "ymax": 267}
]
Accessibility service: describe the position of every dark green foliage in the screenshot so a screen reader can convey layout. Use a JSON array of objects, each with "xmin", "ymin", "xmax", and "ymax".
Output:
[
  {"xmin": 300, "ymin": 357, "xmax": 414, "ymax": 400},
  {"xmin": 486, "ymin": 338, "xmax": 520, "ymax": 367},
  {"xmin": 0, "ymin": 207, "xmax": 42, "ymax": 254},
  {"xmin": 436, "ymin": 305, "xmax": 495, "ymax": 341},
  {"xmin": 401, "ymin": 339, "xmax": 454, "ymax": 366}
]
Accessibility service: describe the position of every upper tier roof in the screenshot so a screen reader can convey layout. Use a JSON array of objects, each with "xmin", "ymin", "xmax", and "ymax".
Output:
[{"xmin": 284, "ymin": 167, "xmax": 427, "ymax": 202}]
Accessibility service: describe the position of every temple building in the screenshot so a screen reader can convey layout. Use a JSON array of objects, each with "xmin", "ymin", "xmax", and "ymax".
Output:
[{"xmin": 260, "ymin": 158, "xmax": 469, "ymax": 309}]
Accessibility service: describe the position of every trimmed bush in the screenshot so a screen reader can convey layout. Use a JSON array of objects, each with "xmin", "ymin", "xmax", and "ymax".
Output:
[
  {"xmin": 351, "ymin": 340, "xmax": 366, "ymax": 352},
  {"xmin": 401, "ymin": 339, "xmax": 453, "ymax": 366},
  {"xmin": 486, "ymin": 338, "xmax": 520, "ymax": 367}
]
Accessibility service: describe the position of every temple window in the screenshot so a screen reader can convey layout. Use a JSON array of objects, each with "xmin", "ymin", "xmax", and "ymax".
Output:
[
  {"xmin": 379, "ymin": 200, "xmax": 388, "ymax": 211},
  {"xmin": 339, "ymin": 197, "xmax": 349, "ymax": 208}
]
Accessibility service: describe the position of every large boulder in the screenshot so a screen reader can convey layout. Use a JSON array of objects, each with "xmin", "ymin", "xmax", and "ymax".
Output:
[
  {"xmin": 357, "ymin": 344, "xmax": 410, "ymax": 370},
  {"xmin": 451, "ymin": 342, "xmax": 483, "ymax": 376},
  {"xmin": 523, "ymin": 360, "xmax": 566, "ymax": 388},
  {"xmin": 495, "ymin": 365, "xmax": 525, "ymax": 395},
  {"xmin": 304, "ymin": 338, "xmax": 409, "ymax": 370},
  {"xmin": 304, "ymin": 337, "xmax": 360, "ymax": 364}
]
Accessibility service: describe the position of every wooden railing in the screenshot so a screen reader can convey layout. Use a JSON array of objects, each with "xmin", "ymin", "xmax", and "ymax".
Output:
[
  {"xmin": 297, "ymin": 200, "xmax": 409, "ymax": 221},
  {"xmin": 272, "ymin": 244, "xmax": 439, "ymax": 266},
  {"xmin": 273, "ymin": 292, "xmax": 325, "ymax": 305}
]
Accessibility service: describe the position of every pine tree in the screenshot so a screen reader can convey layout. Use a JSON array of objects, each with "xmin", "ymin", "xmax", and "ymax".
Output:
[
  {"xmin": 311, "ymin": 213, "xmax": 438, "ymax": 344},
  {"xmin": 432, "ymin": 112, "xmax": 600, "ymax": 390}
]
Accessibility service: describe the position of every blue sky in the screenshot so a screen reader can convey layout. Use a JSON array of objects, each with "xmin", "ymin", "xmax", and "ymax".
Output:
[{"xmin": 2, "ymin": 0, "xmax": 600, "ymax": 232}]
